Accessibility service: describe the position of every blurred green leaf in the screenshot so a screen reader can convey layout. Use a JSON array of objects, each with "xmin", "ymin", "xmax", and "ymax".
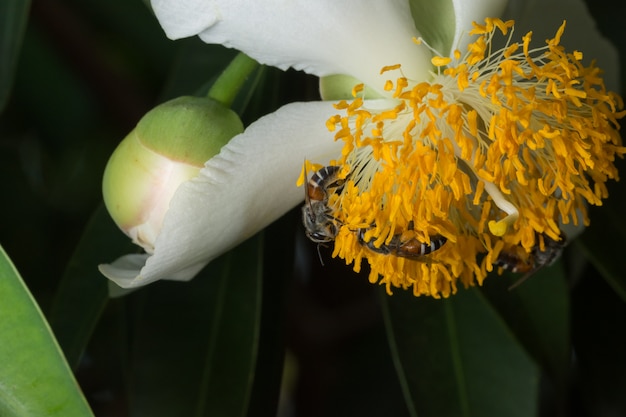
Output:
[
  {"xmin": 382, "ymin": 287, "xmax": 539, "ymax": 417},
  {"xmin": 161, "ymin": 40, "xmax": 238, "ymax": 101},
  {"xmin": 0, "ymin": 244, "xmax": 93, "ymax": 417},
  {"xmin": 48, "ymin": 203, "xmax": 137, "ymax": 368},
  {"xmin": 571, "ymin": 268, "xmax": 626, "ymax": 416},
  {"xmin": 481, "ymin": 262, "xmax": 570, "ymax": 394},
  {"xmin": 579, "ymin": 159, "xmax": 626, "ymax": 302},
  {"xmin": 161, "ymin": 40, "xmax": 266, "ymax": 122},
  {"xmin": 127, "ymin": 234, "xmax": 263, "ymax": 417},
  {"xmin": 0, "ymin": 0, "xmax": 30, "ymax": 112},
  {"xmin": 579, "ymin": 224, "xmax": 626, "ymax": 302},
  {"xmin": 246, "ymin": 212, "xmax": 294, "ymax": 417}
]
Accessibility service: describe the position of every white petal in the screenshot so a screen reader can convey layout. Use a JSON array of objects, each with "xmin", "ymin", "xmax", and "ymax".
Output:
[
  {"xmin": 99, "ymin": 101, "xmax": 345, "ymax": 288},
  {"xmin": 451, "ymin": 0, "xmax": 507, "ymax": 54},
  {"xmin": 503, "ymin": 0, "xmax": 619, "ymax": 91},
  {"xmin": 151, "ymin": 0, "xmax": 433, "ymax": 93}
]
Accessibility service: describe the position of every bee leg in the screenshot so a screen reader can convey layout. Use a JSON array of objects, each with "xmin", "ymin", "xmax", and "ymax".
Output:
[{"xmin": 507, "ymin": 267, "xmax": 540, "ymax": 290}]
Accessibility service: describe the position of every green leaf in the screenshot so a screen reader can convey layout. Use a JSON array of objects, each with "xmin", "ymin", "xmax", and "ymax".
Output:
[
  {"xmin": 578, "ymin": 208, "xmax": 626, "ymax": 302},
  {"xmin": 0, "ymin": 0, "xmax": 30, "ymax": 112},
  {"xmin": 48, "ymin": 204, "xmax": 137, "ymax": 368},
  {"xmin": 0, "ymin": 244, "xmax": 93, "ymax": 417},
  {"xmin": 481, "ymin": 262, "xmax": 570, "ymax": 393},
  {"xmin": 246, "ymin": 212, "xmax": 294, "ymax": 417},
  {"xmin": 382, "ymin": 287, "xmax": 539, "ymax": 417},
  {"xmin": 160, "ymin": 40, "xmax": 238, "ymax": 101},
  {"xmin": 578, "ymin": 159, "xmax": 626, "ymax": 302},
  {"xmin": 127, "ymin": 233, "xmax": 263, "ymax": 417},
  {"xmin": 409, "ymin": 0, "xmax": 455, "ymax": 55},
  {"xmin": 571, "ymin": 268, "xmax": 626, "ymax": 416}
]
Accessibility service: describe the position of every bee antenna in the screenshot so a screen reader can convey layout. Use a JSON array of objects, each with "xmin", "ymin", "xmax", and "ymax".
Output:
[
  {"xmin": 303, "ymin": 160, "xmax": 313, "ymax": 209},
  {"xmin": 316, "ymin": 243, "xmax": 325, "ymax": 266}
]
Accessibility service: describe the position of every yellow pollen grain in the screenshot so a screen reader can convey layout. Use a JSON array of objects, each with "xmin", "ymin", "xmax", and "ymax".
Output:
[
  {"xmin": 352, "ymin": 83, "xmax": 365, "ymax": 97},
  {"xmin": 553, "ymin": 21, "xmax": 566, "ymax": 45},
  {"xmin": 432, "ymin": 56, "xmax": 452, "ymax": 67},
  {"xmin": 326, "ymin": 115, "xmax": 341, "ymax": 131},
  {"xmin": 565, "ymin": 87, "xmax": 587, "ymax": 99},
  {"xmin": 381, "ymin": 64, "xmax": 401, "ymax": 74},
  {"xmin": 488, "ymin": 220, "xmax": 508, "ymax": 236},
  {"xmin": 503, "ymin": 43, "xmax": 520, "ymax": 58}
]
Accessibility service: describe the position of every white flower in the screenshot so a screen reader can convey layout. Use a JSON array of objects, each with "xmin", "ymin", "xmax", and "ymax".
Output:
[{"xmin": 99, "ymin": 0, "xmax": 618, "ymax": 289}]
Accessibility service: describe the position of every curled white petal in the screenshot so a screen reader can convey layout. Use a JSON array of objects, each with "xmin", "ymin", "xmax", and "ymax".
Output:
[
  {"xmin": 503, "ymin": 0, "xmax": 619, "ymax": 91},
  {"xmin": 99, "ymin": 101, "xmax": 345, "ymax": 288},
  {"xmin": 151, "ymin": 0, "xmax": 433, "ymax": 93},
  {"xmin": 124, "ymin": 158, "xmax": 202, "ymax": 255},
  {"xmin": 150, "ymin": 0, "xmax": 219, "ymax": 40}
]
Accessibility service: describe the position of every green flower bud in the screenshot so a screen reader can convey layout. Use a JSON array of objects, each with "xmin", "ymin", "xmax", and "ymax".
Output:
[{"xmin": 103, "ymin": 96, "xmax": 244, "ymax": 253}]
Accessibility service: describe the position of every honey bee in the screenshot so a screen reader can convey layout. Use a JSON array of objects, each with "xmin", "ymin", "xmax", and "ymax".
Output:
[
  {"xmin": 493, "ymin": 250, "xmax": 532, "ymax": 274},
  {"xmin": 357, "ymin": 222, "xmax": 447, "ymax": 260},
  {"xmin": 495, "ymin": 232, "xmax": 566, "ymax": 289},
  {"xmin": 302, "ymin": 165, "xmax": 345, "ymax": 243}
]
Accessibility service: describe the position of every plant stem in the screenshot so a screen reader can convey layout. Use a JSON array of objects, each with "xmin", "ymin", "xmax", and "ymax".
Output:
[{"xmin": 208, "ymin": 53, "xmax": 259, "ymax": 108}]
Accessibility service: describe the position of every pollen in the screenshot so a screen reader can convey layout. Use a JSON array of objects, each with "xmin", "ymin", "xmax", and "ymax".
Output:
[{"xmin": 316, "ymin": 18, "xmax": 625, "ymax": 298}]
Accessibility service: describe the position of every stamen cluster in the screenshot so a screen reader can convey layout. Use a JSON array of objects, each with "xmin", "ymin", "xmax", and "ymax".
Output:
[{"xmin": 321, "ymin": 18, "xmax": 624, "ymax": 297}]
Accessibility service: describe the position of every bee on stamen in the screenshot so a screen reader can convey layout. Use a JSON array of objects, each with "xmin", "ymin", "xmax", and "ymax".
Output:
[
  {"xmin": 493, "ymin": 250, "xmax": 532, "ymax": 274},
  {"xmin": 495, "ymin": 232, "xmax": 567, "ymax": 289},
  {"xmin": 302, "ymin": 165, "xmax": 345, "ymax": 243},
  {"xmin": 357, "ymin": 221, "xmax": 447, "ymax": 260}
]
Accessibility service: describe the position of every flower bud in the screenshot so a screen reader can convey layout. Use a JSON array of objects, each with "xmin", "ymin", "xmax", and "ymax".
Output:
[{"xmin": 103, "ymin": 96, "xmax": 244, "ymax": 253}]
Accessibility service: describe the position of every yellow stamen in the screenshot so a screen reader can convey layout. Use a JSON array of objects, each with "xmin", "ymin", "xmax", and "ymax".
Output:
[{"xmin": 309, "ymin": 18, "xmax": 624, "ymax": 298}]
